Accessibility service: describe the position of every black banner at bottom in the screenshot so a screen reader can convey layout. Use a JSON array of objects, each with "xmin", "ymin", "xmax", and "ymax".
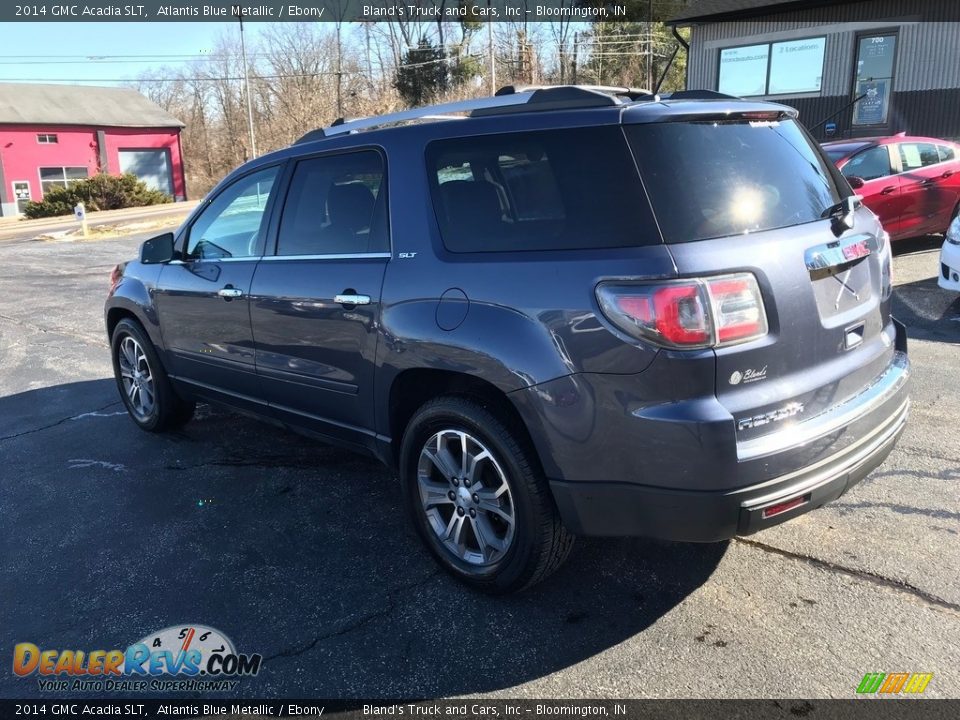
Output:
[{"xmin": 2, "ymin": 700, "xmax": 959, "ymax": 719}]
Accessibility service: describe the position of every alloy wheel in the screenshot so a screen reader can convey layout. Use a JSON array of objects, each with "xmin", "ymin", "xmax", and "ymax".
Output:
[
  {"xmin": 417, "ymin": 429, "xmax": 516, "ymax": 566},
  {"xmin": 117, "ymin": 335, "xmax": 155, "ymax": 421}
]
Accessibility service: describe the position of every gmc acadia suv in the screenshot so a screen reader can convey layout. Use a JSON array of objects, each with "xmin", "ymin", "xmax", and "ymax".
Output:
[{"xmin": 106, "ymin": 86, "xmax": 911, "ymax": 593}]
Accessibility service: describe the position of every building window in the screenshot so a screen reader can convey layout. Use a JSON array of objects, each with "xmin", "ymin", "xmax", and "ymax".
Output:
[
  {"xmin": 36, "ymin": 134, "xmax": 58, "ymax": 144},
  {"xmin": 718, "ymin": 37, "xmax": 825, "ymax": 97},
  {"xmin": 39, "ymin": 166, "xmax": 88, "ymax": 194},
  {"xmin": 852, "ymin": 34, "xmax": 897, "ymax": 127}
]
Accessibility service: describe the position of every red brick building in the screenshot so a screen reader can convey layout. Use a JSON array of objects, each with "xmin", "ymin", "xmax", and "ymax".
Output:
[{"xmin": 0, "ymin": 83, "xmax": 186, "ymax": 217}]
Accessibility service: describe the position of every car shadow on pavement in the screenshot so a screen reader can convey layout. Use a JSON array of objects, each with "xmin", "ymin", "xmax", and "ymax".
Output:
[
  {"xmin": 0, "ymin": 379, "xmax": 727, "ymax": 699},
  {"xmin": 891, "ymin": 234, "xmax": 943, "ymax": 258}
]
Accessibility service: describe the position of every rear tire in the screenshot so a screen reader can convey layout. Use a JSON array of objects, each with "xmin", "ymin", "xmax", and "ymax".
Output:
[
  {"xmin": 111, "ymin": 318, "xmax": 195, "ymax": 432},
  {"xmin": 399, "ymin": 396, "xmax": 574, "ymax": 594}
]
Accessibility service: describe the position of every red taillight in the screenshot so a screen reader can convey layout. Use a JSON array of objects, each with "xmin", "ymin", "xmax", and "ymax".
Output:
[
  {"xmin": 652, "ymin": 284, "xmax": 711, "ymax": 345},
  {"xmin": 597, "ymin": 273, "xmax": 767, "ymax": 349}
]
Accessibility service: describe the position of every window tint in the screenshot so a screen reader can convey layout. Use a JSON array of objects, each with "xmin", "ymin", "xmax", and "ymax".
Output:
[
  {"xmin": 899, "ymin": 143, "xmax": 940, "ymax": 171},
  {"xmin": 276, "ymin": 151, "xmax": 386, "ymax": 256},
  {"xmin": 186, "ymin": 167, "xmax": 278, "ymax": 260},
  {"xmin": 841, "ymin": 146, "xmax": 892, "ymax": 181},
  {"xmin": 823, "ymin": 143, "xmax": 869, "ymax": 163},
  {"xmin": 427, "ymin": 128, "xmax": 655, "ymax": 252},
  {"xmin": 626, "ymin": 119, "xmax": 844, "ymax": 244},
  {"xmin": 938, "ymin": 145, "xmax": 956, "ymax": 162}
]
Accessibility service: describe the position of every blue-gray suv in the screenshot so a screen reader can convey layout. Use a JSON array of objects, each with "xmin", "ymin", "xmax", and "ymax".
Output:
[{"xmin": 106, "ymin": 86, "xmax": 911, "ymax": 593}]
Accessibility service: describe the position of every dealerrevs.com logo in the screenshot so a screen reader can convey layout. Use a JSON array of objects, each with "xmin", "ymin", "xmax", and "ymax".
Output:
[{"xmin": 13, "ymin": 625, "xmax": 262, "ymax": 692}]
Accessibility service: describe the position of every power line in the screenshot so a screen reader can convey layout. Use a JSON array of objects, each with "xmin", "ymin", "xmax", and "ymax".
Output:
[{"xmin": 0, "ymin": 72, "xmax": 346, "ymax": 82}]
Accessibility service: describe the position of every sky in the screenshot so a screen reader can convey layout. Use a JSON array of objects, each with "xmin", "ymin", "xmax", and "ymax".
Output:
[{"xmin": 0, "ymin": 23, "xmax": 268, "ymax": 86}]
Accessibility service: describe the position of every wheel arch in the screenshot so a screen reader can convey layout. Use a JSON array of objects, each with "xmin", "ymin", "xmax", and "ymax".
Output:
[
  {"xmin": 386, "ymin": 368, "xmax": 544, "ymax": 474},
  {"xmin": 105, "ymin": 273, "xmax": 165, "ymax": 350}
]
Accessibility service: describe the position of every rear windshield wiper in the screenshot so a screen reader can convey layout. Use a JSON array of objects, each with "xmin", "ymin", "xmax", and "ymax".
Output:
[{"xmin": 821, "ymin": 196, "xmax": 861, "ymax": 236}]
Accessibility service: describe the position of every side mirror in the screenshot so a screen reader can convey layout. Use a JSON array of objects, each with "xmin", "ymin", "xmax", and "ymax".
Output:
[
  {"xmin": 846, "ymin": 175, "xmax": 865, "ymax": 190},
  {"xmin": 140, "ymin": 232, "xmax": 175, "ymax": 264}
]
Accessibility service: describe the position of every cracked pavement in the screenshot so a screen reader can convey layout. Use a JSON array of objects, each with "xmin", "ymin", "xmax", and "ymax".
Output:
[{"xmin": 0, "ymin": 232, "xmax": 958, "ymax": 699}]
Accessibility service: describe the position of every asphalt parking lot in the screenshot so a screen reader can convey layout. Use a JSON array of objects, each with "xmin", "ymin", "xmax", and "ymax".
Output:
[{"xmin": 1, "ymin": 230, "xmax": 958, "ymax": 699}]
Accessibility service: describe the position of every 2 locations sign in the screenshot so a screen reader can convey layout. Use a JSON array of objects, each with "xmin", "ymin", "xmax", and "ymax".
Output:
[{"xmin": 8, "ymin": 0, "xmax": 630, "ymax": 21}]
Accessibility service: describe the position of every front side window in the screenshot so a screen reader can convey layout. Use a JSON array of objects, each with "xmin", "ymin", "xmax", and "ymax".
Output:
[
  {"xmin": 627, "ymin": 119, "xmax": 844, "ymax": 244},
  {"xmin": 427, "ymin": 127, "xmax": 655, "ymax": 253},
  {"xmin": 39, "ymin": 166, "xmax": 87, "ymax": 194},
  {"xmin": 186, "ymin": 167, "xmax": 278, "ymax": 260},
  {"xmin": 899, "ymin": 143, "xmax": 941, "ymax": 171},
  {"xmin": 276, "ymin": 150, "xmax": 387, "ymax": 256},
  {"xmin": 841, "ymin": 145, "xmax": 892, "ymax": 181}
]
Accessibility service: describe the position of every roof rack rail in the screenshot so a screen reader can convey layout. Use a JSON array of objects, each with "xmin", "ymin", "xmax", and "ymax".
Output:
[
  {"xmin": 496, "ymin": 84, "xmax": 652, "ymax": 101},
  {"xmin": 292, "ymin": 85, "xmax": 651, "ymax": 145}
]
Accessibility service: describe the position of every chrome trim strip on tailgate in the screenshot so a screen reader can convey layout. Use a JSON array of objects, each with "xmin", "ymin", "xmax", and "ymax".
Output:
[
  {"xmin": 804, "ymin": 233, "xmax": 877, "ymax": 272},
  {"xmin": 737, "ymin": 351, "xmax": 909, "ymax": 461},
  {"xmin": 741, "ymin": 398, "xmax": 908, "ymax": 509}
]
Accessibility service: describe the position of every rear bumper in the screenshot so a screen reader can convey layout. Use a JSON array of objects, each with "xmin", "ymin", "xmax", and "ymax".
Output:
[
  {"xmin": 939, "ymin": 240, "xmax": 960, "ymax": 291},
  {"xmin": 549, "ymin": 393, "xmax": 907, "ymax": 541}
]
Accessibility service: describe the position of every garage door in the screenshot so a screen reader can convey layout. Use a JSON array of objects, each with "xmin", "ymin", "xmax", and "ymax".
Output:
[{"xmin": 118, "ymin": 149, "xmax": 174, "ymax": 195}]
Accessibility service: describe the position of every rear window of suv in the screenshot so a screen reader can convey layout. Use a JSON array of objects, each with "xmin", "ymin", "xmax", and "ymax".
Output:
[
  {"xmin": 626, "ymin": 119, "xmax": 845, "ymax": 244},
  {"xmin": 426, "ymin": 127, "xmax": 656, "ymax": 252}
]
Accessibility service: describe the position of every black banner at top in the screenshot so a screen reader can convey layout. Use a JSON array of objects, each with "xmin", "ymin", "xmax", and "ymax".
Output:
[
  {"xmin": 4, "ymin": 0, "xmax": 960, "ymax": 23},
  {"xmin": 3, "ymin": 0, "xmax": 645, "ymax": 23},
  {"xmin": 2, "ymin": 700, "xmax": 960, "ymax": 719}
]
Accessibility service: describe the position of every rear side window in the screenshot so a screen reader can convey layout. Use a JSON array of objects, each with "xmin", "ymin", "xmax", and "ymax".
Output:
[
  {"xmin": 626, "ymin": 119, "xmax": 844, "ymax": 244},
  {"xmin": 938, "ymin": 144, "xmax": 956, "ymax": 162},
  {"xmin": 426, "ymin": 128, "xmax": 655, "ymax": 252},
  {"xmin": 898, "ymin": 142, "xmax": 940, "ymax": 170},
  {"xmin": 276, "ymin": 150, "xmax": 387, "ymax": 256}
]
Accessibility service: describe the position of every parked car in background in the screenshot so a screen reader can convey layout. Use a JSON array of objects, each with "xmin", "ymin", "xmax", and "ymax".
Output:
[
  {"xmin": 823, "ymin": 134, "xmax": 960, "ymax": 241},
  {"xmin": 940, "ymin": 215, "xmax": 960, "ymax": 291}
]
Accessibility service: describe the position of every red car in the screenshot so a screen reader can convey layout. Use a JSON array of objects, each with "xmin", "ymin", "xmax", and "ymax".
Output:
[{"xmin": 823, "ymin": 133, "xmax": 960, "ymax": 241}]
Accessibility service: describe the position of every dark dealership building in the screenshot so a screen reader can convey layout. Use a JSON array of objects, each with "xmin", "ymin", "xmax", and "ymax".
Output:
[{"xmin": 668, "ymin": 0, "xmax": 960, "ymax": 141}]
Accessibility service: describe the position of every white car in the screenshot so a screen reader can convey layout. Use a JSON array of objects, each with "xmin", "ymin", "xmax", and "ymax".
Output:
[{"xmin": 940, "ymin": 215, "xmax": 960, "ymax": 291}]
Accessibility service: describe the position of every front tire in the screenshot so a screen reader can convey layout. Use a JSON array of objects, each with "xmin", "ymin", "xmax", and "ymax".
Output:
[
  {"xmin": 399, "ymin": 396, "xmax": 574, "ymax": 593},
  {"xmin": 111, "ymin": 318, "xmax": 195, "ymax": 432}
]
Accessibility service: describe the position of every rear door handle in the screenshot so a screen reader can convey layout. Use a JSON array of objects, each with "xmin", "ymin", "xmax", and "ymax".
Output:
[
  {"xmin": 334, "ymin": 293, "xmax": 371, "ymax": 306},
  {"xmin": 217, "ymin": 287, "xmax": 244, "ymax": 299},
  {"xmin": 943, "ymin": 171, "xmax": 955, "ymax": 179}
]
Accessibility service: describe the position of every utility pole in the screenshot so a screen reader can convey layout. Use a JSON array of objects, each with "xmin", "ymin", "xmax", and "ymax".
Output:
[
  {"xmin": 646, "ymin": 0, "xmax": 654, "ymax": 90},
  {"xmin": 571, "ymin": 31, "xmax": 578, "ymax": 84},
  {"xmin": 336, "ymin": 20, "xmax": 344, "ymax": 118},
  {"xmin": 487, "ymin": 4, "xmax": 496, "ymax": 95},
  {"xmin": 238, "ymin": 15, "xmax": 257, "ymax": 159}
]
